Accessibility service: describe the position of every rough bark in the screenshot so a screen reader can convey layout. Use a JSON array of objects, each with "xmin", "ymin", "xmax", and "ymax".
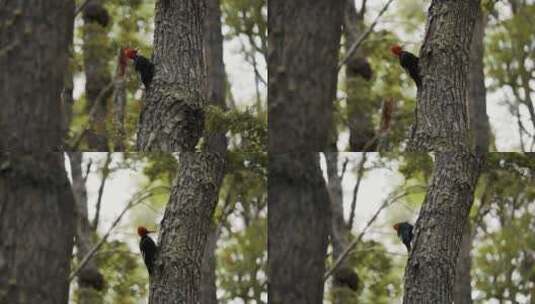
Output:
[
  {"xmin": 344, "ymin": 0, "xmax": 376, "ymax": 151},
  {"xmin": 325, "ymin": 153, "xmax": 358, "ymax": 302},
  {"xmin": 149, "ymin": 153, "xmax": 225, "ymax": 303},
  {"xmin": 453, "ymin": 220, "xmax": 473, "ymax": 304},
  {"xmin": 68, "ymin": 152, "xmax": 105, "ymax": 303},
  {"xmin": 199, "ymin": 224, "xmax": 218, "ymax": 304},
  {"xmin": 0, "ymin": 153, "xmax": 75, "ymax": 304},
  {"xmin": 268, "ymin": 0, "xmax": 345, "ymax": 152},
  {"xmin": 136, "ymin": 1, "xmax": 207, "ymax": 151},
  {"xmin": 268, "ymin": 153, "xmax": 331, "ymax": 304},
  {"xmin": 468, "ymin": 9, "xmax": 490, "ymax": 152},
  {"xmin": 82, "ymin": 0, "xmax": 111, "ymax": 151},
  {"xmin": 402, "ymin": 152, "xmax": 482, "ymax": 303},
  {"xmin": 407, "ymin": 0, "xmax": 481, "ymax": 151},
  {"xmin": 204, "ymin": 0, "xmax": 228, "ymax": 153},
  {"xmin": 0, "ymin": 0, "xmax": 74, "ymax": 151}
]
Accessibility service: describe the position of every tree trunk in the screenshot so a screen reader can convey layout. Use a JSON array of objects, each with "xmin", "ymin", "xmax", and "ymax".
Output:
[
  {"xmin": 268, "ymin": 153, "xmax": 331, "ymax": 304},
  {"xmin": 407, "ymin": 0, "xmax": 481, "ymax": 151},
  {"xmin": 453, "ymin": 220, "xmax": 473, "ymax": 304},
  {"xmin": 0, "ymin": 153, "xmax": 75, "ymax": 304},
  {"xmin": 68, "ymin": 152, "xmax": 105, "ymax": 304},
  {"xmin": 199, "ymin": 224, "xmax": 219, "ymax": 304},
  {"xmin": 325, "ymin": 153, "xmax": 358, "ymax": 303},
  {"xmin": 0, "ymin": 1, "xmax": 74, "ymax": 150},
  {"xmin": 149, "ymin": 153, "xmax": 225, "ymax": 303},
  {"xmin": 268, "ymin": 0, "xmax": 345, "ymax": 151},
  {"xmin": 402, "ymin": 152, "xmax": 482, "ymax": 303},
  {"xmin": 344, "ymin": 0, "xmax": 376, "ymax": 151},
  {"xmin": 204, "ymin": 0, "xmax": 228, "ymax": 153},
  {"xmin": 468, "ymin": 9, "xmax": 490, "ymax": 152},
  {"xmin": 82, "ymin": 0, "xmax": 111, "ymax": 151},
  {"xmin": 136, "ymin": 1, "xmax": 207, "ymax": 151}
]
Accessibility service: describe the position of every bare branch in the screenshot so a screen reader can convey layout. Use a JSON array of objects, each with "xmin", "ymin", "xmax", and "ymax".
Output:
[
  {"xmin": 69, "ymin": 186, "xmax": 169, "ymax": 282},
  {"xmin": 92, "ymin": 153, "xmax": 113, "ymax": 230},
  {"xmin": 347, "ymin": 153, "xmax": 367, "ymax": 231},
  {"xmin": 325, "ymin": 189, "xmax": 411, "ymax": 280},
  {"xmin": 75, "ymin": 0, "xmax": 91, "ymax": 17},
  {"xmin": 337, "ymin": 0, "xmax": 395, "ymax": 71},
  {"xmin": 340, "ymin": 157, "xmax": 350, "ymax": 179}
]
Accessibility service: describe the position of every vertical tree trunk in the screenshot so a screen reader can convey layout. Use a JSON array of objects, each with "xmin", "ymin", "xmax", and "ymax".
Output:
[
  {"xmin": 136, "ymin": 1, "xmax": 207, "ymax": 151},
  {"xmin": 268, "ymin": 0, "xmax": 345, "ymax": 151},
  {"xmin": 468, "ymin": 9, "xmax": 490, "ymax": 152},
  {"xmin": 325, "ymin": 153, "xmax": 358, "ymax": 303},
  {"xmin": 407, "ymin": 0, "xmax": 481, "ymax": 151},
  {"xmin": 343, "ymin": 0, "xmax": 376, "ymax": 151},
  {"xmin": 402, "ymin": 152, "xmax": 482, "ymax": 303},
  {"xmin": 149, "ymin": 153, "xmax": 225, "ymax": 303},
  {"xmin": 82, "ymin": 0, "xmax": 111, "ymax": 151},
  {"xmin": 200, "ymin": 224, "xmax": 219, "ymax": 304},
  {"xmin": 268, "ymin": 153, "xmax": 331, "ymax": 304},
  {"xmin": 0, "ymin": 153, "xmax": 76, "ymax": 304},
  {"xmin": 68, "ymin": 152, "xmax": 104, "ymax": 304},
  {"xmin": 0, "ymin": 1, "xmax": 74, "ymax": 150},
  {"xmin": 204, "ymin": 0, "xmax": 228, "ymax": 153},
  {"xmin": 453, "ymin": 220, "xmax": 474, "ymax": 304}
]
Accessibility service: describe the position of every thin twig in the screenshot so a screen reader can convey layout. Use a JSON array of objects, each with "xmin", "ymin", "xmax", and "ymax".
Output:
[
  {"xmin": 337, "ymin": 0, "xmax": 395, "ymax": 71},
  {"xmin": 324, "ymin": 189, "xmax": 410, "ymax": 280},
  {"xmin": 347, "ymin": 153, "xmax": 368, "ymax": 231}
]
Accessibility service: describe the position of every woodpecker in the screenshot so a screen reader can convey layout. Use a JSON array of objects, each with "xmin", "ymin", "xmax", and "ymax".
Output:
[
  {"xmin": 124, "ymin": 48, "xmax": 154, "ymax": 89},
  {"xmin": 393, "ymin": 222, "xmax": 414, "ymax": 252},
  {"xmin": 137, "ymin": 226, "xmax": 157, "ymax": 274},
  {"xmin": 390, "ymin": 44, "xmax": 421, "ymax": 88}
]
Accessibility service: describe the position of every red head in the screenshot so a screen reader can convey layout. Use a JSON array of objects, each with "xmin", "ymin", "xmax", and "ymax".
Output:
[
  {"xmin": 137, "ymin": 226, "xmax": 154, "ymax": 237},
  {"xmin": 124, "ymin": 47, "xmax": 138, "ymax": 60},
  {"xmin": 393, "ymin": 223, "xmax": 400, "ymax": 232},
  {"xmin": 390, "ymin": 44, "xmax": 402, "ymax": 57}
]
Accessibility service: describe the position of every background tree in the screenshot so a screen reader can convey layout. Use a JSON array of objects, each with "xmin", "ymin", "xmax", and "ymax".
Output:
[
  {"xmin": 0, "ymin": 153, "xmax": 76, "ymax": 303},
  {"xmin": 268, "ymin": 0, "xmax": 345, "ymax": 151},
  {"xmin": 268, "ymin": 153, "xmax": 331, "ymax": 303},
  {"xmin": 0, "ymin": 1, "xmax": 74, "ymax": 150}
]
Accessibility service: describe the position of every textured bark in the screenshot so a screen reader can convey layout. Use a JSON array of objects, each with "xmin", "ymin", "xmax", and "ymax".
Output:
[
  {"xmin": 112, "ymin": 49, "xmax": 128, "ymax": 151},
  {"xmin": 68, "ymin": 152, "xmax": 104, "ymax": 303},
  {"xmin": 149, "ymin": 153, "xmax": 225, "ymax": 304},
  {"xmin": 453, "ymin": 220, "xmax": 473, "ymax": 304},
  {"xmin": 82, "ymin": 0, "xmax": 111, "ymax": 151},
  {"xmin": 344, "ymin": 0, "xmax": 376, "ymax": 151},
  {"xmin": 204, "ymin": 0, "xmax": 228, "ymax": 153},
  {"xmin": 268, "ymin": 0, "xmax": 345, "ymax": 152},
  {"xmin": 137, "ymin": 1, "xmax": 207, "ymax": 151},
  {"xmin": 325, "ymin": 153, "xmax": 358, "ymax": 302},
  {"xmin": 0, "ymin": 153, "xmax": 75, "ymax": 304},
  {"xmin": 407, "ymin": 0, "xmax": 480, "ymax": 151},
  {"xmin": 0, "ymin": 1, "xmax": 73, "ymax": 151},
  {"xmin": 199, "ymin": 224, "xmax": 218, "ymax": 304},
  {"xmin": 268, "ymin": 153, "xmax": 331, "ymax": 304},
  {"xmin": 402, "ymin": 152, "xmax": 482, "ymax": 303},
  {"xmin": 468, "ymin": 10, "xmax": 490, "ymax": 152}
]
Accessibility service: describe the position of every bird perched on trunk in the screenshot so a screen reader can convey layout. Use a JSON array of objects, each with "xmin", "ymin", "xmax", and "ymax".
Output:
[
  {"xmin": 137, "ymin": 226, "xmax": 157, "ymax": 274},
  {"xmin": 390, "ymin": 44, "xmax": 421, "ymax": 88},
  {"xmin": 124, "ymin": 48, "xmax": 154, "ymax": 89},
  {"xmin": 393, "ymin": 222, "xmax": 414, "ymax": 252}
]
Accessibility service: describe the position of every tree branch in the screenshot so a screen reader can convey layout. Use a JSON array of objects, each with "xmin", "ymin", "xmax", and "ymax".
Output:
[
  {"xmin": 337, "ymin": 0, "xmax": 395, "ymax": 71},
  {"xmin": 347, "ymin": 153, "xmax": 367, "ymax": 231},
  {"xmin": 69, "ymin": 186, "xmax": 169, "ymax": 282},
  {"xmin": 92, "ymin": 152, "xmax": 112, "ymax": 230},
  {"xmin": 325, "ymin": 188, "xmax": 412, "ymax": 280}
]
